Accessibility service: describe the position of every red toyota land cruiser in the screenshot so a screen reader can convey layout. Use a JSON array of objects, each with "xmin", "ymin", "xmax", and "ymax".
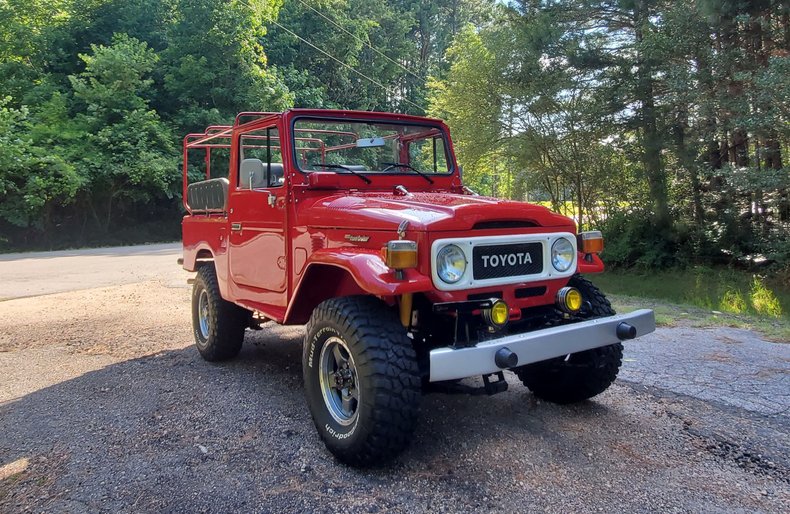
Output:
[{"xmin": 181, "ymin": 109, "xmax": 655, "ymax": 466}]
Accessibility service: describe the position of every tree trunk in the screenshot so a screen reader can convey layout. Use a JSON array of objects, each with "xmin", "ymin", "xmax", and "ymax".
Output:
[
  {"xmin": 634, "ymin": 1, "xmax": 670, "ymax": 229},
  {"xmin": 673, "ymin": 116, "xmax": 705, "ymax": 225}
]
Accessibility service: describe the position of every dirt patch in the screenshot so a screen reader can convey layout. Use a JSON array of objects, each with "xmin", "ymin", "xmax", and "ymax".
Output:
[{"xmin": 0, "ymin": 281, "xmax": 191, "ymax": 358}]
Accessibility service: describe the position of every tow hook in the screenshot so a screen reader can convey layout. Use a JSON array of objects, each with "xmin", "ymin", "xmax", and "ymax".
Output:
[
  {"xmin": 482, "ymin": 372, "xmax": 508, "ymax": 395},
  {"xmin": 424, "ymin": 371, "xmax": 509, "ymax": 396}
]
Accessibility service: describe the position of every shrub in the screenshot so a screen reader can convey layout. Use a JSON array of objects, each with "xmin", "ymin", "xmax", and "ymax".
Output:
[{"xmin": 750, "ymin": 277, "xmax": 783, "ymax": 318}]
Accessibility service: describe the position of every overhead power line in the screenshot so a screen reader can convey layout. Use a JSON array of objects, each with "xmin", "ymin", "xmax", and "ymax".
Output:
[
  {"xmin": 294, "ymin": 0, "xmax": 424, "ymax": 82},
  {"xmin": 267, "ymin": 18, "xmax": 423, "ymax": 111}
]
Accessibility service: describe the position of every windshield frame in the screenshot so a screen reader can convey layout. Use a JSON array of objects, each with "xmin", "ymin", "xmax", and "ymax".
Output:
[{"xmin": 289, "ymin": 115, "xmax": 455, "ymax": 177}]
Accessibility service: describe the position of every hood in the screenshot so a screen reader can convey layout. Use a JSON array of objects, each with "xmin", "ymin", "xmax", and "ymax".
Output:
[{"xmin": 300, "ymin": 191, "xmax": 575, "ymax": 232}]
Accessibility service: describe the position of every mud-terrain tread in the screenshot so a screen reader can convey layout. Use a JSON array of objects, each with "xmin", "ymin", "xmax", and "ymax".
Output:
[
  {"xmin": 192, "ymin": 264, "xmax": 247, "ymax": 361},
  {"xmin": 304, "ymin": 296, "xmax": 421, "ymax": 466},
  {"xmin": 513, "ymin": 275, "xmax": 623, "ymax": 404}
]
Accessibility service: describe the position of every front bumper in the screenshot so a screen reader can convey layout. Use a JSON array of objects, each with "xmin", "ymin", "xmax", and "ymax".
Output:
[{"xmin": 428, "ymin": 309, "xmax": 655, "ymax": 382}]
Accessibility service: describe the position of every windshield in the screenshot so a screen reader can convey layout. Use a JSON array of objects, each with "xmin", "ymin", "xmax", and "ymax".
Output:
[{"xmin": 292, "ymin": 118, "xmax": 451, "ymax": 175}]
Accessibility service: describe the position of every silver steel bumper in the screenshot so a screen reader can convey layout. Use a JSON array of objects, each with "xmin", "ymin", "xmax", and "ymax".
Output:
[{"xmin": 428, "ymin": 309, "xmax": 656, "ymax": 382}]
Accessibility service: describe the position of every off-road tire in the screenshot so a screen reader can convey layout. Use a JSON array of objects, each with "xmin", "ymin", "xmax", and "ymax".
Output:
[
  {"xmin": 303, "ymin": 296, "xmax": 421, "ymax": 466},
  {"xmin": 191, "ymin": 264, "xmax": 248, "ymax": 361},
  {"xmin": 513, "ymin": 275, "xmax": 623, "ymax": 404}
]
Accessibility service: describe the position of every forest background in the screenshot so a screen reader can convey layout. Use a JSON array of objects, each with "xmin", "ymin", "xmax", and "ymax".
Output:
[{"xmin": 1, "ymin": 1, "xmax": 788, "ymax": 304}]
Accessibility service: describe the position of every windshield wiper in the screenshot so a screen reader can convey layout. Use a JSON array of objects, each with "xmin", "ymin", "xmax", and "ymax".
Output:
[
  {"xmin": 310, "ymin": 163, "xmax": 371, "ymax": 184},
  {"xmin": 381, "ymin": 162, "xmax": 434, "ymax": 184}
]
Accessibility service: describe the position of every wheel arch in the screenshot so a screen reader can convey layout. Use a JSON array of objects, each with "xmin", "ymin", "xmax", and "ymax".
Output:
[
  {"xmin": 284, "ymin": 251, "xmax": 433, "ymax": 325},
  {"xmin": 285, "ymin": 264, "xmax": 371, "ymax": 324},
  {"xmin": 183, "ymin": 245, "xmax": 216, "ymax": 272}
]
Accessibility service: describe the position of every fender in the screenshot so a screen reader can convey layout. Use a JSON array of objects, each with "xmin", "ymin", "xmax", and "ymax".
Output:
[
  {"xmin": 284, "ymin": 249, "xmax": 433, "ymax": 324},
  {"xmin": 576, "ymin": 252, "xmax": 605, "ymax": 274},
  {"xmin": 182, "ymin": 243, "xmax": 215, "ymax": 272},
  {"xmin": 303, "ymin": 249, "xmax": 433, "ymax": 295},
  {"xmin": 182, "ymin": 241, "xmax": 231, "ymax": 299}
]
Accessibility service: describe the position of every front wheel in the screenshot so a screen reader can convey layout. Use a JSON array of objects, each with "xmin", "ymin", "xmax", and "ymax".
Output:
[
  {"xmin": 303, "ymin": 296, "xmax": 421, "ymax": 466},
  {"xmin": 513, "ymin": 275, "xmax": 623, "ymax": 404}
]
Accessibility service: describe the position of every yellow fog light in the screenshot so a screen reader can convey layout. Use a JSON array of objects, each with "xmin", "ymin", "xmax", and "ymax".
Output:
[
  {"xmin": 382, "ymin": 240, "xmax": 418, "ymax": 269},
  {"xmin": 556, "ymin": 287, "xmax": 583, "ymax": 313},
  {"xmin": 483, "ymin": 299, "xmax": 509, "ymax": 329}
]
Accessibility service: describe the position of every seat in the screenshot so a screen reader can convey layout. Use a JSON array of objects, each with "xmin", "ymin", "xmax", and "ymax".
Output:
[
  {"xmin": 268, "ymin": 163, "xmax": 285, "ymax": 186},
  {"xmin": 240, "ymin": 159, "xmax": 266, "ymax": 189},
  {"xmin": 240, "ymin": 159, "xmax": 285, "ymax": 188},
  {"xmin": 187, "ymin": 178, "xmax": 229, "ymax": 213},
  {"xmin": 343, "ymin": 165, "xmax": 368, "ymax": 172}
]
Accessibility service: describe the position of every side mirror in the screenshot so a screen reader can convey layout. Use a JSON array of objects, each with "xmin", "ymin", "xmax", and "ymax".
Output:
[{"xmin": 458, "ymin": 165, "xmax": 464, "ymax": 182}]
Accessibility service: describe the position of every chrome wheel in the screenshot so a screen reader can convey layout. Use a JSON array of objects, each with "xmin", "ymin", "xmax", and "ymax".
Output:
[
  {"xmin": 318, "ymin": 336, "xmax": 360, "ymax": 426},
  {"xmin": 198, "ymin": 289, "xmax": 210, "ymax": 340}
]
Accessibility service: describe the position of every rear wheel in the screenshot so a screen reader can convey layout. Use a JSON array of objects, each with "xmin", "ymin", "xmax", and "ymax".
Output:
[
  {"xmin": 303, "ymin": 296, "xmax": 421, "ymax": 466},
  {"xmin": 191, "ymin": 264, "xmax": 248, "ymax": 361},
  {"xmin": 513, "ymin": 275, "xmax": 623, "ymax": 404}
]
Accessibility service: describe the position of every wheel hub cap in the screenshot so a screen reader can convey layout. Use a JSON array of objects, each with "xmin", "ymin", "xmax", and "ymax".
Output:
[
  {"xmin": 198, "ymin": 290, "xmax": 210, "ymax": 339},
  {"xmin": 319, "ymin": 337, "xmax": 360, "ymax": 426}
]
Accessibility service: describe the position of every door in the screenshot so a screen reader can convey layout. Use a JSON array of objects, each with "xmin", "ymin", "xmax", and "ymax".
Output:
[{"xmin": 228, "ymin": 123, "xmax": 287, "ymax": 302}]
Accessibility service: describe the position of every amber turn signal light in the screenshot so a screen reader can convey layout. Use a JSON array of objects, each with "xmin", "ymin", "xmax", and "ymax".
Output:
[
  {"xmin": 578, "ymin": 231, "xmax": 604, "ymax": 254},
  {"xmin": 382, "ymin": 240, "xmax": 418, "ymax": 269}
]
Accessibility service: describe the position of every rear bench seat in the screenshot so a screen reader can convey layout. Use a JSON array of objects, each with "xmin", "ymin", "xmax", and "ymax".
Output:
[{"xmin": 187, "ymin": 178, "xmax": 228, "ymax": 213}]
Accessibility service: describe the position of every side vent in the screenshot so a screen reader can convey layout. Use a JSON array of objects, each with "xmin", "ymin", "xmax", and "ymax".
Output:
[
  {"xmin": 468, "ymin": 291, "xmax": 503, "ymax": 301},
  {"xmin": 515, "ymin": 286, "xmax": 547, "ymax": 299},
  {"xmin": 473, "ymin": 220, "xmax": 537, "ymax": 230}
]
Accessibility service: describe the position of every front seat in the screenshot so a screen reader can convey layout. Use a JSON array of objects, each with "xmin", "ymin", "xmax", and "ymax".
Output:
[{"xmin": 240, "ymin": 159, "xmax": 266, "ymax": 189}]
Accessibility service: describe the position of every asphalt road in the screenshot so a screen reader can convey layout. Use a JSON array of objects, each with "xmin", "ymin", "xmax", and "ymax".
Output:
[
  {"xmin": 0, "ymin": 245, "xmax": 787, "ymax": 512},
  {"xmin": 0, "ymin": 243, "xmax": 184, "ymax": 300}
]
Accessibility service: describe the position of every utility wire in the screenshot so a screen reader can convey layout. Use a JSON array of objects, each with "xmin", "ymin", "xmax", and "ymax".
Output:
[
  {"xmin": 267, "ymin": 18, "xmax": 423, "ymax": 111},
  {"xmin": 294, "ymin": 0, "xmax": 424, "ymax": 82}
]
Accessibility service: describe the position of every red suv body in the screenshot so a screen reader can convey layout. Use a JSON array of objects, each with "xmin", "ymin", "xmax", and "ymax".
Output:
[{"xmin": 180, "ymin": 109, "xmax": 654, "ymax": 465}]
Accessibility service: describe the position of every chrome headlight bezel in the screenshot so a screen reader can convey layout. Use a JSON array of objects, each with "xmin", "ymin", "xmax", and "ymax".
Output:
[
  {"xmin": 436, "ymin": 244, "xmax": 467, "ymax": 284},
  {"xmin": 551, "ymin": 237, "xmax": 575, "ymax": 272}
]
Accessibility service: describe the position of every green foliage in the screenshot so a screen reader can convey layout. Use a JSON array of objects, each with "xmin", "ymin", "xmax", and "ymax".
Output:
[
  {"xmin": 1, "ymin": 0, "xmax": 787, "ymax": 264},
  {"xmin": 751, "ymin": 277, "xmax": 783, "ymax": 318},
  {"xmin": 0, "ymin": 98, "xmax": 81, "ymax": 230},
  {"xmin": 720, "ymin": 288, "xmax": 747, "ymax": 314},
  {"xmin": 429, "ymin": 0, "xmax": 790, "ymax": 274},
  {"xmin": 0, "ymin": 0, "xmax": 292, "ymax": 249},
  {"xmin": 265, "ymin": 0, "xmax": 495, "ymax": 113},
  {"xmin": 427, "ymin": 24, "xmax": 501, "ymax": 171},
  {"xmin": 70, "ymin": 34, "xmax": 159, "ymax": 122},
  {"xmin": 595, "ymin": 267, "xmax": 790, "ymax": 323},
  {"xmin": 162, "ymin": 0, "xmax": 292, "ymax": 131},
  {"xmin": 599, "ymin": 211, "xmax": 684, "ymax": 269}
]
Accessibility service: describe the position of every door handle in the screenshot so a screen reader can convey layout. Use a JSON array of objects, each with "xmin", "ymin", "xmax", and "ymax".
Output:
[{"xmin": 231, "ymin": 222, "xmax": 242, "ymax": 232}]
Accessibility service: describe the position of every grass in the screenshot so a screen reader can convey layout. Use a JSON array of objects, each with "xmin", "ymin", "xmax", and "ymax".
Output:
[{"xmin": 594, "ymin": 267, "xmax": 790, "ymax": 342}]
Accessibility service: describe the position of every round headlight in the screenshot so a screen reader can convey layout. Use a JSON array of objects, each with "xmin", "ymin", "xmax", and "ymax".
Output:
[
  {"xmin": 551, "ymin": 237, "xmax": 575, "ymax": 272},
  {"xmin": 436, "ymin": 244, "xmax": 467, "ymax": 283}
]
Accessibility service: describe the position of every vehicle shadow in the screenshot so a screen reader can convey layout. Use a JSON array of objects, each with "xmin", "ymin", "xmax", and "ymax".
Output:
[{"xmin": 0, "ymin": 328, "xmax": 672, "ymax": 513}]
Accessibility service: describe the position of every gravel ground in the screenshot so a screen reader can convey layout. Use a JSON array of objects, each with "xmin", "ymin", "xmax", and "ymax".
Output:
[{"xmin": 0, "ymin": 247, "xmax": 788, "ymax": 513}]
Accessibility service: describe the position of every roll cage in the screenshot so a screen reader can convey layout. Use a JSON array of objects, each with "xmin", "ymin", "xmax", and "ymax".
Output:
[{"xmin": 182, "ymin": 109, "xmax": 456, "ymax": 213}]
